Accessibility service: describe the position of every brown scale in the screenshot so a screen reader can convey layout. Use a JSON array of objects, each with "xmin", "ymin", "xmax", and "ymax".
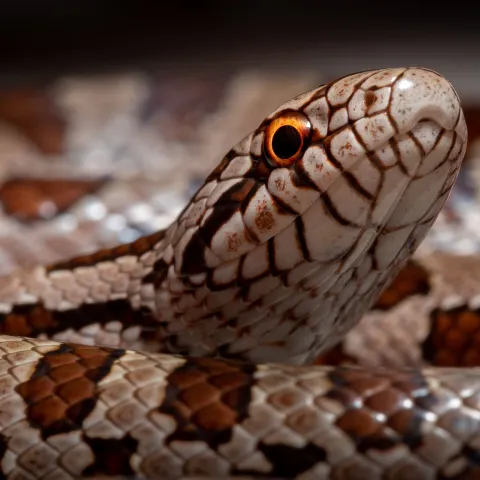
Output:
[
  {"xmin": 422, "ymin": 305, "xmax": 480, "ymax": 367},
  {"xmin": 160, "ymin": 357, "xmax": 329, "ymax": 478},
  {"xmin": 47, "ymin": 229, "xmax": 165, "ymax": 272},
  {"xmin": 326, "ymin": 367, "xmax": 436, "ymax": 452},
  {"xmin": 159, "ymin": 357, "xmax": 255, "ymax": 446},
  {"xmin": 15, "ymin": 343, "xmax": 125, "ymax": 438},
  {"xmin": 0, "ymin": 177, "xmax": 108, "ymax": 222}
]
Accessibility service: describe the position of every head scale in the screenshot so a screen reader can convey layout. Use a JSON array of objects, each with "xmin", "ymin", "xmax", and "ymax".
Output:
[{"xmin": 157, "ymin": 67, "xmax": 467, "ymax": 363}]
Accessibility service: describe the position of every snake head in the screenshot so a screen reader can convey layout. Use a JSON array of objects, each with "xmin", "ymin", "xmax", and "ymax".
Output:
[
  {"xmin": 156, "ymin": 67, "xmax": 467, "ymax": 362},
  {"xmin": 169, "ymin": 67, "xmax": 467, "ymax": 280}
]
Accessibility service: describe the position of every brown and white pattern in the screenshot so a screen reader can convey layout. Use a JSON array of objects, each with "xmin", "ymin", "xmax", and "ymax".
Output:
[
  {"xmin": 0, "ymin": 336, "xmax": 479, "ymax": 480},
  {"xmin": 0, "ymin": 67, "xmax": 475, "ymax": 479}
]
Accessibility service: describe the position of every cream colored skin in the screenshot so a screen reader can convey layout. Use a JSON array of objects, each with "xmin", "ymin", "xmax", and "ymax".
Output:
[
  {"xmin": 0, "ymin": 68, "xmax": 472, "ymax": 480},
  {"xmin": 0, "ymin": 68, "xmax": 468, "ymax": 366}
]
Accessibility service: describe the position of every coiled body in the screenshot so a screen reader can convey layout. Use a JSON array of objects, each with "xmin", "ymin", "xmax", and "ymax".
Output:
[{"xmin": 0, "ymin": 68, "xmax": 474, "ymax": 479}]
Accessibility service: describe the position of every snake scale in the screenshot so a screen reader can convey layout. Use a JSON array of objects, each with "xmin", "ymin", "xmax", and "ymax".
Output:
[{"xmin": 0, "ymin": 67, "xmax": 475, "ymax": 480}]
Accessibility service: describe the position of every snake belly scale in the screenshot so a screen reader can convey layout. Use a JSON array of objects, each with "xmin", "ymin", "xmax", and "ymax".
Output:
[{"xmin": 0, "ymin": 67, "xmax": 474, "ymax": 479}]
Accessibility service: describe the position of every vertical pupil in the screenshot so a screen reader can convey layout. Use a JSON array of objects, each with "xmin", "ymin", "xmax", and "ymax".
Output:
[{"xmin": 272, "ymin": 125, "xmax": 302, "ymax": 159}]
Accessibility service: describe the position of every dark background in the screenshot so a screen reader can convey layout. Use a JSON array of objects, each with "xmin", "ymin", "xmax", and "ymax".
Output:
[{"xmin": 1, "ymin": 0, "xmax": 479, "ymax": 101}]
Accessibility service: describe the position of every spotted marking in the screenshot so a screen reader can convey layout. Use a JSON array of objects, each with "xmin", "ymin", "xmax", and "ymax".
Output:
[
  {"xmin": 15, "ymin": 343, "xmax": 125, "ymax": 438},
  {"xmin": 159, "ymin": 357, "xmax": 255, "ymax": 447}
]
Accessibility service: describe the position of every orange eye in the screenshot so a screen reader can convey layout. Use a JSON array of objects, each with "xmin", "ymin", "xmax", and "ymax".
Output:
[{"xmin": 263, "ymin": 110, "xmax": 312, "ymax": 167}]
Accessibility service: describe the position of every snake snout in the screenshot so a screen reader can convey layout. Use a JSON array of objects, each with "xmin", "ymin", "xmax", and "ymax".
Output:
[{"xmin": 389, "ymin": 67, "xmax": 467, "ymax": 141}]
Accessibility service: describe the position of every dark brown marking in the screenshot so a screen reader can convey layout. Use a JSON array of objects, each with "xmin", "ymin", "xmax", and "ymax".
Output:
[
  {"xmin": 314, "ymin": 342, "xmax": 356, "ymax": 366},
  {"xmin": 321, "ymin": 194, "xmax": 353, "ymax": 227},
  {"xmin": 16, "ymin": 343, "xmax": 125, "ymax": 438},
  {"xmin": 47, "ymin": 229, "xmax": 165, "ymax": 272},
  {"xmin": 462, "ymin": 107, "xmax": 480, "ymax": 161},
  {"xmin": 0, "ymin": 88, "xmax": 66, "ymax": 155},
  {"xmin": 160, "ymin": 357, "xmax": 255, "ymax": 447},
  {"xmin": 422, "ymin": 305, "xmax": 480, "ymax": 367},
  {"xmin": 327, "ymin": 367, "xmax": 430, "ymax": 452},
  {"xmin": 235, "ymin": 442, "xmax": 327, "ymax": 478},
  {"xmin": 294, "ymin": 216, "xmax": 311, "ymax": 262},
  {"xmin": 252, "ymin": 157, "xmax": 273, "ymax": 179},
  {"xmin": 364, "ymin": 90, "xmax": 377, "ymax": 110},
  {"xmin": 205, "ymin": 151, "xmax": 236, "ymax": 183},
  {"xmin": 373, "ymin": 259, "xmax": 431, "ymax": 310},
  {"xmin": 0, "ymin": 433, "xmax": 6, "ymax": 480},
  {"xmin": 142, "ymin": 258, "xmax": 169, "ymax": 287},
  {"xmin": 82, "ymin": 435, "xmax": 138, "ymax": 476},
  {"xmin": 0, "ymin": 299, "xmax": 158, "ymax": 339},
  {"xmin": 267, "ymin": 237, "xmax": 279, "ymax": 277},
  {"xmin": 181, "ymin": 179, "xmax": 259, "ymax": 275},
  {"xmin": 0, "ymin": 178, "xmax": 108, "ymax": 223},
  {"xmin": 389, "ymin": 137, "xmax": 410, "ymax": 176},
  {"xmin": 346, "ymin": 126, "xmax": 383, "ymax": 201},
  {"xmin": 321, "ymin": 69, "xmax": 379, "ymax": 111},
  {"xmin": 270, "ymin": 192, "xmax": 301, "ymax": 216}
]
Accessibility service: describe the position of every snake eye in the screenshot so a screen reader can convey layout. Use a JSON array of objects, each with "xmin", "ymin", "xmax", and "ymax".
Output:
[{"xmin": 264, "ymin": 110, "xmax": 312, "ymax": 167}]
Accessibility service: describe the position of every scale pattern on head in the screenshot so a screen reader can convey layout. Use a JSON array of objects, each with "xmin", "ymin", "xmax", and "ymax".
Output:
[{"xmin": 152, "ymin": 67, "xmax": 467, "ymax": 363}]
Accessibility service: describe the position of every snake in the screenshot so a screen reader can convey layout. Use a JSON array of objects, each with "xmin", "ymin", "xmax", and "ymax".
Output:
[{"xmin": 0, "ymin": 67, "xmax": 475, "ymax": 480}]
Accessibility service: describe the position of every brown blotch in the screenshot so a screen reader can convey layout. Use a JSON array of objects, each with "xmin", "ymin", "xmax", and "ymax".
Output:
[
  {"xmin": 235, "ymin": 442, "xmax": 327, "ymax": 479},
  {"xmin": 160, "ymin": 357, "xmax": 255, "ymax": 447},
  {"xmin": 0, "ymin": 178, "xmax": 107, "ymax": 222},
  {"xmin": 313, "ymin": 342, "xmax": 356, "ymax": 366},
  {"xmin": 47, "ymin": 229, "xmax": 165, "ymax": 272},
  {"xmin": 16, "ymin": 343, "xmax": 125, "ymax": 438},
  {"xmin": 0, "ymin": 88, "xmax": 66, "ymax": 155},
  {"xmin": 373, "ymin": 259, "xmax": 430, "ymax": 310},
  {"xmin": 0, "ymin": 299, "xmax": 158, "ymax": 340},
  {"xmin": 422, "ymin": 305, "xmax": 480, "ymax": 367},
  {"xmin": 82, "ymin": 435, "xmax": 138, "ymax": 476},
  {"xmin": 327, "ymin": 367, "xmax": 428, "ymax": 451}
]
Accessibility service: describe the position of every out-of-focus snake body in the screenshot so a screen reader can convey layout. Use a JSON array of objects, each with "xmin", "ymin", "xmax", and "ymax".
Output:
[{"xmin": 0, "ymin": 68, "xmax": 475, "ymax": 479}]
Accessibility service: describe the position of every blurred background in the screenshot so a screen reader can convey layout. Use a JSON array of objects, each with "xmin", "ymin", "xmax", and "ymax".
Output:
[{"xmin": 0, "ymin": 0, "xmax": 479, "ymax": 272}]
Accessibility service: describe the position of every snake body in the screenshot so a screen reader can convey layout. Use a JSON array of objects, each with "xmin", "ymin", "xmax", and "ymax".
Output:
[{"xmin": 0, "ymin": 68, "xmax": 473, "ymax": 479}]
